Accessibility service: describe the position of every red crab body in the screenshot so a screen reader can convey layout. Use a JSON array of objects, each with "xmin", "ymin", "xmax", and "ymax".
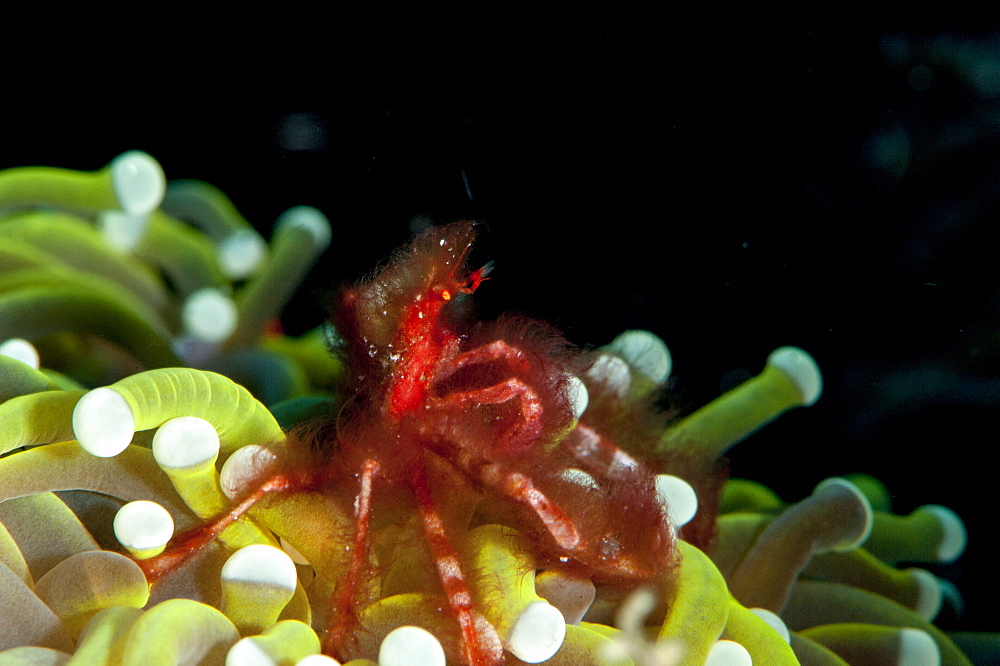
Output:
[{"xmin": 141, "ymin": 221, "xmax": 677, "ymax": 665}]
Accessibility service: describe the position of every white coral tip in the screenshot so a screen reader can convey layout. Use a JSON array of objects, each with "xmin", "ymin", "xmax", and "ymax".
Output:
[
  {"xmin": 219, "ymin": 445, "xmax": 277, "ymax": 500},
  {"xmin": 72, "ymin": 387, "xmax": 135, "ymax": 457},
  {"xmin": 767, "ymin": 346, "xmax": 822, "ymax": 406},
  {"xmin": 378, "ymin": 626, "xmax": 445, "ymax": 666},
  {"xmin": 508, "ymin": 600, "xmax": 566, "ymax": 663},
  {"xmin": 114, "ymin": 500, "xmax": 174, "ymax": 551},
  {"xmin": 219, "ymin": 229, "xmax": 268, "ymax": 279},
  {"xmin": 604, "ymin": 330, "xmax": 672, "ymax": 385},
  {"xmin": 898, "ymin": 627, "xmax": 940, "ymax": 666},
  {"xmin": 276, "ymin": 206, "xmax": 332, "ymax": 251},
  {"xmin": 705, "ymin": 640, "xmax": 752, "ymax": 665},
  {"xmin": 0, "ymin": 338, "xmax": 40, "ymax": 369},
  {"xmin": 655, "ymin": 474, "xmax": 698, "ymax": 528},
  {"xmin": 152, "ymin": 416, "xmax": 221, "ymax": 469},
  {"xmin": 110, "ymin": 150, "xmax": 166, "ymax": 215},
  {"xmin": 182, "ymin": 288, "xmax": 238, "ymax": 343},
  {"xmin": 922, "ymin": 504, "xmax": 967, "ymax": 563},
  {"xmin": 221, "ymin": 544, "xmax": 298, "ymax": 592}
]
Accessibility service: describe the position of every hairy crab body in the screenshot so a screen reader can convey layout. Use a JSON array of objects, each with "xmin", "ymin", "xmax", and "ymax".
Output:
[{"xmin": 140, "ymin": 222, "xmax": 676, "ymax": 665}]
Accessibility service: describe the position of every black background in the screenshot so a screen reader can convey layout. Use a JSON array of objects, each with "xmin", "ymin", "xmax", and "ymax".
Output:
[{"xmin": 4, "ymin": 23, "xmax": 996, "ymax": 630}]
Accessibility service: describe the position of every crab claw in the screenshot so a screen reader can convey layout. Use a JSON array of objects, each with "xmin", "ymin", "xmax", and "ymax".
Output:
[{"xmin": 464, "ymin": 260, "xmax": 495, "ymax": 293}]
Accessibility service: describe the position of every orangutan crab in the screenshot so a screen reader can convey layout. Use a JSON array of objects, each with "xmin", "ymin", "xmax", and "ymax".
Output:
[{"xmin": 138, "ymin": 221, "xmax": 676, "ymax": 665}]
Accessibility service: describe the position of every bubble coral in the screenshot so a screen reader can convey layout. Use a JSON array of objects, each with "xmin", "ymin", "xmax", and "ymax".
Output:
[{"xmin": 0, "ymin": 153, "xmax": 994, "ymax": 665}]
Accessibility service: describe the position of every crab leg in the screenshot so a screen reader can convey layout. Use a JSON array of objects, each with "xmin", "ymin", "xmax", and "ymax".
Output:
[
  {"xmin": 324, "ymin": 458, "xmax": 381, "ymax": 657},
  {"xmin": 441, "ymin": 446, "xmax": 581, "ymax": 555},
  {"xmin": 137, "ymin": 472, "xmax": 299, "ymax": 582},
  {"xmin": 411, "ymin": 463, "xmax": 504, "ymax": 666},
  {"xmin": 564, "ymin": 422, "xmax": 644, "ymax": 481}
]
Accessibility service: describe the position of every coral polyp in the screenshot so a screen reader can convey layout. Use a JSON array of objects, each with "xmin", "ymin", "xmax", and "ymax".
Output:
[{"xmin": 0, "ymin": 153, "xmax": 993, "ymax": 665}]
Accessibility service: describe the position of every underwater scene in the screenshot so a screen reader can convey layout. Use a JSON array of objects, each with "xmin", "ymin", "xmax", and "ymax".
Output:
[{"xmin": 1, "ymin": 25, "xmax": 997, "ymax": 666}]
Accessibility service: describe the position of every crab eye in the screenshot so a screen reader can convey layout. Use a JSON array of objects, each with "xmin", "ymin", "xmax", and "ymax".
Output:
[{"xmin": 441, "ymin": 289, "xmax": 452, "ymax": 301}]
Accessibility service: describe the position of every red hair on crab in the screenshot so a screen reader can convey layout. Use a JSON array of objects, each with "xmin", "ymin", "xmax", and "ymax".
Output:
[{"xmin": 135, "ymin": 220, "xmax": 679, "ymax": 665}]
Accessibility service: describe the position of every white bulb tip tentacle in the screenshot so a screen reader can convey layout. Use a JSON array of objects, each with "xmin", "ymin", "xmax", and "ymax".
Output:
[
  {"xmin": 152, "ymin": 416, "xmax": 221, "ymax": 469},
  {"xmin": 0, "ymin": 338, "xmax": 40, "ymax": 369},
  {"xmin": 219, "ymin": 229, "xmax": 268, "ymax": 279},
  {"xmin": 907, "ymin": 568, "xmax": 944, "ymax": 620},
  {"xmin": 705, "ymin": 639, "xmax": 753, "ymax": 666},
  {"xmin": 378, "ymin": 626, "xmax": 446, "ymax": 666},
  {"xmin": 226, "ymin": 637, "xmax": 275, "ymax": 666},
  {"xmin": 114, "ymin": 500, "xmax": 174, "ymax": 552},
  {"xmin": 766, "ymin": 346, "xmax": 822, "ymax": 407},
  {"xmin": 898, "ymin": 628, "xmax": 940, "ymax": 666},
  {"xmin": 276, "ymin": 206, "xmax": 332, "ymax": 252},
  {"xmin": 182, "ymin": 288, "xmax": 239, "ymax": 343},
  {"xmin": 603, "ymin": 330, "xmax": 672, "ymax": 385},
  {"xmin": 220, "ymin": 445, "xmax": 278, "ymax": 500},
  {"xmin": 748, "ymin": 607, "xmax": 790, "ymax": 644},
  {"xmin": 922, "ymin": 504, "xmax": 967, "ymax": 563},
  {"xmin": 582, "ymin": 353, "xmax": 632, "ymax": 398},
  {"xmin": 98, "ymin": 210, "xmax": 150, "ymax": 251},
  {"xmin": 655, "ymin": 474, "xmax": 698, "ymax": 529},
  {"xmin": 566, "ymin": 375, "xmax": 589, "ymax": 419},
  {"xmin": 72, "ymin": 387, "xmax": 135, "ymax": 457},
  {"xmin": 221, "ymin": 544, "xmax": 298, "ymax": 592},
  {"xmin": 813, "ymin": 477, "xmax": 873, "ymax": 552},
  {"xmin": 109, "ymin": 150, "xmax": 166, "ymax": 215},
  {"xmin": 506, "ymin": 600, "xmax": 566, "ymax": 663}
]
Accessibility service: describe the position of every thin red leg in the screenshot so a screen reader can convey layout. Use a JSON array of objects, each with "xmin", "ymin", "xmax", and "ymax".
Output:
[
  {"xmin": 323, "ymin": 458, "xmax": 380, "ymax": 657},
  {"xmin": 496, "ymin": 470, "xmax": 581, "ymax": 551},
  {"xmin": 439, "ymin": 444, "xmax": 581, "ymax": 556},
  {"xmin": 137, "ymin": 473, "xmax": 299, "ymax": 582},
  {"xmin": 411, "ymin": 464, "xmax": 503, "ymax": 666}
]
